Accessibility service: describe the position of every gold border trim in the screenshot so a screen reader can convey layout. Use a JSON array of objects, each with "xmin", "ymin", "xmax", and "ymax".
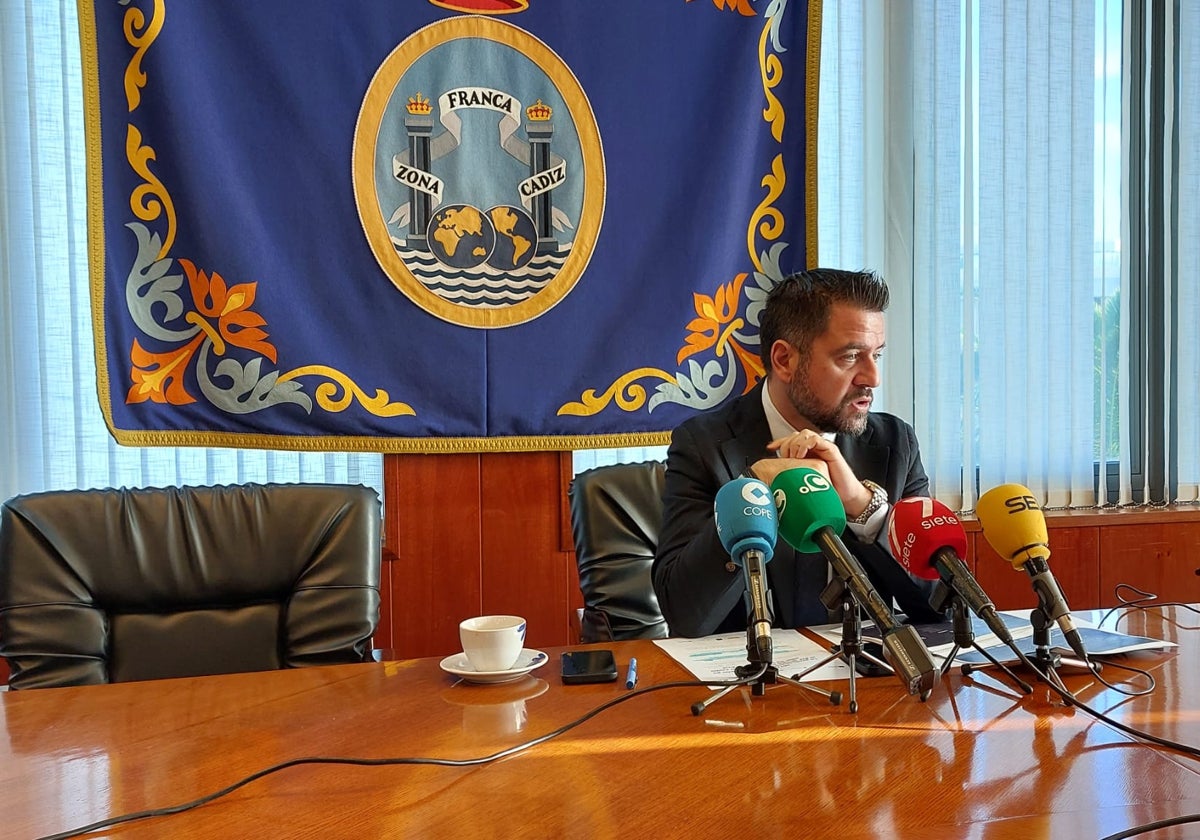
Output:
[
  {"xmin": 105, "ymin": 428, "xmax": 671, "ymax": 453},
  {"xmin": 77, "ymin": 0, "xmax": 119, "ymax": 442},
  {"xmin": 806, "ymin": 0, "xmax": 822, "ymax": 269}
]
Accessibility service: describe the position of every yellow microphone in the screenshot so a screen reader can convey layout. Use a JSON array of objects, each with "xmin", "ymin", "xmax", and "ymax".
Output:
[
  {"xmin": 974, "ymin": 483, "xmax": 1051, "ymax": 568},
  {"xmin": 976, "ymin": 484, "xmax": 1090, "ymax": 665}
]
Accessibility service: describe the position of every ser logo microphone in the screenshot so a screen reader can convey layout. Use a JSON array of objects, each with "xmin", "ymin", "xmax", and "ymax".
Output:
[{"xmin": 1004, "ymin": 494, "xmax": 1040, "ymax": 513}]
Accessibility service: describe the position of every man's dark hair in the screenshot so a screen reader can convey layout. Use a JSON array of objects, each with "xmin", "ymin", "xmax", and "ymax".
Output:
[{"xmin": 757, "ymin": 268, "xmax": 890, "ymax": 369}]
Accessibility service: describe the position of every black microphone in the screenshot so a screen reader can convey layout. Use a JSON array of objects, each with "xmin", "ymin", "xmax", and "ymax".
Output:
[
  {"xmin": 714, "ymin": 477, "xmax": 779, "ymax": 663},
  {"xmin": 771, "ymin": 467, "xmax": 937, "ymax": 699},
  {"xmin": 887, "ymin": 497, "xmax": 1016, "ymax": 647}
]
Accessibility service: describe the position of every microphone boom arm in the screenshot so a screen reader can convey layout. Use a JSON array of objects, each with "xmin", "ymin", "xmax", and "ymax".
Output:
[{"xmin": 811, "ymin": 527, "xmax": 937, "ymax": 701}]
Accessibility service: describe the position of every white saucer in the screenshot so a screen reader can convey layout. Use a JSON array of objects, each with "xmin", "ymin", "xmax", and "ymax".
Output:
[{"xmin": 439, "ymin": 648, "xmax": 549, "ymax": 684}]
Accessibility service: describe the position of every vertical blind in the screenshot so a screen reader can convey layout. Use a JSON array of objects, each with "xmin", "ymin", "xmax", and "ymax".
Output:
[
  {"xmin": 1123, "ymin": 0, "xmax": 1200, "ymax": 505},
  {"xmin": 581, "ymin": 0, "xmax": 1198, "ymax": 512},
  {"xmin": 0, "ymin": 3, "xmax": 382, "ymax": 502},
  {"xmin": 1180, "ymin": 2, "xmax": 1200, "ymax": 502},
  {"xmin": 782, "ymin": 0, "xmax": 1200, "ymax": 511},
  {"xmin": 970, "ymin": 0, "xmax": 1100, "ymax": 508}
]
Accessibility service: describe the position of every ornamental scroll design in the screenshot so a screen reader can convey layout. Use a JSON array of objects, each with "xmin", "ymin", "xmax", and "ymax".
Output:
[
  {"xmin": 558, "ymin": 0, "xmax": 794, "ymax": 418},
  {"xmin": 116, "ymin": 0, "xmax": 412, "ymax": 419}
]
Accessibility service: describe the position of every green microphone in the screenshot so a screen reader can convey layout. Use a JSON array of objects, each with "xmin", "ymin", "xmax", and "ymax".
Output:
[
  {"xmin": 770, "ymin": 467, "xmax": 937, "ymax": 700},
  {"xmin": 769, "ymin": 466, "xmax": 847, "ymax": 553}
]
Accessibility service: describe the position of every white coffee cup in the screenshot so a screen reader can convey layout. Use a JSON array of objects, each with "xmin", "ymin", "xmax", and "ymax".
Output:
[{"xmin": 459, "ymin": 615, "xmax": 526, "ymax": 672}]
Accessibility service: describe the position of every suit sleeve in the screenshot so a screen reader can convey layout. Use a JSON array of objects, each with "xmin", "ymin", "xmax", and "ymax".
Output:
[
  {"xmin": 651, "ymin": 423, "xmax": 744, "ymax": 637},
  {"xmin": 899, "ymin": 421, "xmax": 931, "ymax": 498}
]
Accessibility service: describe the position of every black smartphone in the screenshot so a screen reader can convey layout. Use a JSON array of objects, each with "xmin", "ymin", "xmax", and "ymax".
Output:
[
  {"xmin": 561, "ymin": 649, "xmax": 618, "ymax": 684},
  {"xmin": 854, "ymin": 642, "xmax": 889, "ymax": 677}
]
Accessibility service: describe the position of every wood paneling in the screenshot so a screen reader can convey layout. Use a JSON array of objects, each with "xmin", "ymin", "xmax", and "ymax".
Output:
[
  {"xmin": 2, "ymin": 455, "xmax": 1198, "ymax": 688},
  {"xmin": 382, "ymin": 451, "xmax": 578, "ymax": 659},
  {"xmin": 970, "ymin": 525, "xmax": 1102, "ymax": 610},
  {"xmin": 479, "ymin": 452, "xmax": 573, "ymax": 649},
  {"xmin": 383, "ymin": 453, "xmax": 485, "ymax": 659},
  {"xmin": 1099, "ymin": 521, "xmax": 1200, "ymax": 604}
]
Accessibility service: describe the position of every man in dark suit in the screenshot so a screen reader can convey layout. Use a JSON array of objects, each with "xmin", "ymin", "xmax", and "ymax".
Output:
[{"xmin": 652, "ymin": 268, "xmax": 942, "ymax": 636}]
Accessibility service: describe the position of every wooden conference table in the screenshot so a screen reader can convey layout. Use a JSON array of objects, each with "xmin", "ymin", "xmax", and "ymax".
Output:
[{"xmin": 3, "ymin": 607, "xmax": 1200, "ymax": 840}]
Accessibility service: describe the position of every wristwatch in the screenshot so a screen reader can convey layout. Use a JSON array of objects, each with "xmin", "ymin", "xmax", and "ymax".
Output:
[{"xmin": 848, "ymin": 479, "xmax": 888, "ymax": 525}]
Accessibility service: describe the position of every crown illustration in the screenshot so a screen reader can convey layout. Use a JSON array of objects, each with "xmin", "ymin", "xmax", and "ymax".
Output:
[
  {"xmin": 406, "ymin": 93, "xmax": 432, "ymax": 115},
  {"xmin": 526, "ymin": 99, "xmax": 552, "ymax": 121}
]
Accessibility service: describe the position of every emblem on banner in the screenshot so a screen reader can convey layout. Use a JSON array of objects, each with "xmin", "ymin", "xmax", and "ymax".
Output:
[{"xmin": 354, "ymin": 16, "xmax": 605, "ymax": 328}]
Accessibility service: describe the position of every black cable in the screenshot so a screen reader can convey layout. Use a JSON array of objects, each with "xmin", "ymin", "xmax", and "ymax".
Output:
[
  {"xmin": 32, "ymin": 670, "xmax": 765, "ymax": 840},
  {"xmin": 988, "ymin": 649, "xmax": 1200, "ymax": 840},
  {"xmin": 1099, "ymin": 813, "xmax": 1200, "ymax": 839},
  {"xmin": 1096, "ymin": 584, "xmax": 1200, "ymax": 629},
  {"xmin": 1005, "ymin": 641, "xmax": 1200, "ymax": 759},
  {"xmin": 1088, "ymin": 657, "xmax": 1156, "ymax": 697},
  {"xmin": 1087, "ymin": 591, "xmax": 1200, "ymax": 838},
  {"xmin": 1096, "ymin": 584, "xmax": 1161, "ymax": 627}
]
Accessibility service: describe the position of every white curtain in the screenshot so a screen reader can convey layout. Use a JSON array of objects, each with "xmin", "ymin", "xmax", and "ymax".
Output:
[
  {"xmin": 0, "ymin": 3, "xmax": 382, "ymax": 502},
  {"xmin": 971, "ymin": 1, "xmax": 1101, "ymax": 508}
]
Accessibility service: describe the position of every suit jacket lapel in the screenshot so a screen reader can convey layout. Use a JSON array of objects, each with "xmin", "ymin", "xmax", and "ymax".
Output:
[
  {"xmin": 717, "ymin": 383, "xmax": 774, "ymax": 481},
  {"xmin": 836, "ymin": 423, "xmax": 890, "ymax": 486},
  {"xmin": 716, "ymin": 383, "xmax": 805, "ymax": 627}
]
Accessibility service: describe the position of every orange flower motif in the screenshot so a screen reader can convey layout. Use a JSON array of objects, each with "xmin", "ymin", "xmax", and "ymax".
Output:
[
  {"xmin": 127, "ymin": 335, "xmax": 202, "ymax": 404},
  {"xmin": 180, "ymin": 259, "xmax": 278, "ymax": 362},
  {"xmin": 677, "ymin": 273, "xmax": 747, "ymax": 365},
  {"xmin": 686, "ymin": 0, "xmax": 756, "ymax": 16},
  {"xmin": 731, "ymin": 339, "xmax": 766, "ymax": 391}
]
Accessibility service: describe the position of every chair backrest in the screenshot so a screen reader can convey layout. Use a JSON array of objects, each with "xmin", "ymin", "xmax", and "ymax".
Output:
[
  {"xmin": 568, "ymin": 461, "xmax": 669, "ymax": 642},
  {"xmin": 0, "ymin": 482, "xmax": 381, "ymax": 689}
]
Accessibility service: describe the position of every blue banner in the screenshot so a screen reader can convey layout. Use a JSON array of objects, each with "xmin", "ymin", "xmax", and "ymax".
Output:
[{"xmin": 79, "ymin": 0, "xmax": 817, "ymax": 452}]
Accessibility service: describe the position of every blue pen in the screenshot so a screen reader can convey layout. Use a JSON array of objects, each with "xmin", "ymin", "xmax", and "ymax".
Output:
[{"xmin": 625, "ymin": 657, "xmax": 638, "ymax": 689}]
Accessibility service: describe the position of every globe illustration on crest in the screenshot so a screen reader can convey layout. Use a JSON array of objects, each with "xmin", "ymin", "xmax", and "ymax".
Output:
[
  {"xmin": 485, "ymin": 205, "xmax": 537, "ymax": 271},
  {"xmin": 427, "ymin": 204, "xmax": 496, "ymax": 270}
]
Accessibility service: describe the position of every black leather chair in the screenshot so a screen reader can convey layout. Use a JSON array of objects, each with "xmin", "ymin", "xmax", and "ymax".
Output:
[
  {"xmin": 0, "ymin": 482, "xmax": 381, "ymax": 690},
  {"xmin": 568, "ymin": 461, "xmax": 669, "ymax": 642}
]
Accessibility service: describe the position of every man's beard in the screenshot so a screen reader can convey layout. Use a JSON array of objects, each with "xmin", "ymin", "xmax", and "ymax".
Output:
[{"xmin": 786, "ymin": 376, "xmax": 872, "ymax": 436}]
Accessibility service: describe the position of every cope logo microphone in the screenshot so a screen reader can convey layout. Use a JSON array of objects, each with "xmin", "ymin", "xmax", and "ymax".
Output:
[{"xmin": 740, "ymin": 481, "xmax": 775, "ymax": 519}]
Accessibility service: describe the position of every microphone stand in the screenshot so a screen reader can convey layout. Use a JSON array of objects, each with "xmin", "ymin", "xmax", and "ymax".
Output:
[
  {"xmin": 789, "ymin": 577, "xmax": 891, "ymax": 714},
  {"xmin": 931, "ymin": 582, "xmax": 1031, "ymax": 694},
  {"xmin": 690, "ymin": 609, "xmax": 843, "ymax": 716},
  {"xmin": 961, "ymin": 598, "xmax": 1094, "ymax": 692},
  {"xmin": 1025, "ymin": 602, "xmax": 1094, "ymax": 682}
]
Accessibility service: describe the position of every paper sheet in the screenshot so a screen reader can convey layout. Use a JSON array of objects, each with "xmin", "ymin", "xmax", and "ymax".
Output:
[
  {"xmin": 809, "ymin": 610, "xmax": 1176, "ymax": 667},
  {"xmin": 654, "ymin": 629, "xmax": 851, "ymax": 683}
]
